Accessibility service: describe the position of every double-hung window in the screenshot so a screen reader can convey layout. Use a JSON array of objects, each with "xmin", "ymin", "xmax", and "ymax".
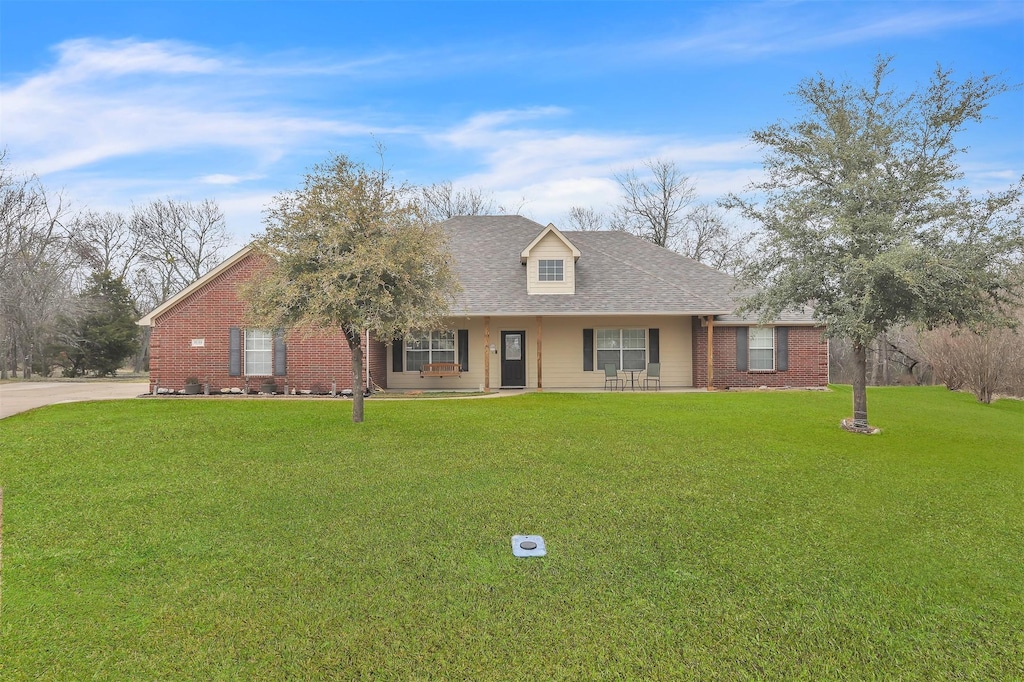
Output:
[
  {"xmin": 596, "ymin": 329, "xmax": 646, "ymax": 371},
  {"xmin": 538, "ymin": 259, "xmax": 564, "ymax": 282},
  {"xmin": 405, "ymin": 331, "xmax": 455, "ymax": 372},
  {"xmin": 748, "ymin": 327, "xmax": 775, "ymax": 371},
  {"xmin": 244, "ymin": 329, "xmax": 273, "ymax": 376}
]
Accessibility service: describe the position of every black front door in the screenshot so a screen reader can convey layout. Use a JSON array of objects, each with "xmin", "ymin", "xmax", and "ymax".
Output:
[{"xmin": 501, "ymin": 331, "xmax": 526, "ymax": 388}]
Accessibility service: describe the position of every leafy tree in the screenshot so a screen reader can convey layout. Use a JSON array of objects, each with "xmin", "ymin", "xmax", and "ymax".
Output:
[
  {"xmin": 725, "ymin": 57, "xmax": 1024, "ymax": 431},
  {"xmin": 55, "ymin": 270, "xmax": 140, "ymax": 376},
  {"xmin": 244, "ymin": 152, "xmax": 459, "ymax": 423}
]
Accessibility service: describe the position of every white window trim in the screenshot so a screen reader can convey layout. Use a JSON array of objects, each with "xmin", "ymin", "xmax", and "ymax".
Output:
[
  {"xmin": 596, "ymin": 328, "xmax": 647, "ymax": 371},
  {"xmin": 538, "ymin": 259, "xmax": 564, "ymax": 282},
  {"xmin": 404, "ymin": 330, "xmax": 456, "ymax": 372},
  {"xmin": 244, "ymin": 328, "xmax": 273, "ymax": 377},
  {"xmin": 748, "ymin": 327, "xmax": 775, "ymax": 372}
]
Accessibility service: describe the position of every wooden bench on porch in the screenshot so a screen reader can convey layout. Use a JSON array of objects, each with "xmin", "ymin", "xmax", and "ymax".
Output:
[{"xmin": 419, "ymin": 362, "xmax": 462, "ymax": 378}]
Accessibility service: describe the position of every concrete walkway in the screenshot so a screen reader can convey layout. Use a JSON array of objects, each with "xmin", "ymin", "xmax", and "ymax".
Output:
[{"xmin": 0, "ymin": 381, "xmax": 149, "ymax": 420}]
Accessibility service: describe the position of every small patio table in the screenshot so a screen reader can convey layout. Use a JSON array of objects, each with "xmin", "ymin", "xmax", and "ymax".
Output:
[{"xmin": 622, "ymin": 369, "xmax": 642, "ymax": 391}]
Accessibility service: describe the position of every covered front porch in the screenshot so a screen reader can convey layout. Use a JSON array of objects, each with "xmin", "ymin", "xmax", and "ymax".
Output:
[{"xmin": 387, "ymin": 314, "xmax": 721, "ymax": 392}]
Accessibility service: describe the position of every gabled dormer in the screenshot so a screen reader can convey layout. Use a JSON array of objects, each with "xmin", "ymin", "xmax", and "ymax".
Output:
[{"xmin": 521, "ymin": 223, "xmax": 581, "ymax": 295}]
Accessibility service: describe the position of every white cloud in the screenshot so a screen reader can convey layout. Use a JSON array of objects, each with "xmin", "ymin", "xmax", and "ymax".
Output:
[
  {"xmin": 215, "ymin": 192, "xmax": 276, "ymax": 244},
  {"xmin": 430, "ymin": 108, "xmax": 758, "ymax": 219},
  {"xmin": 54, "ymin": 38, "xmax": 225, "ymax": 79},
  {"xmin": 1, "ymin": 38, "xmax": 389, "ymax": 176},
  {"xmin": 200, "ymin": 174, "xmax": 251, "ymax": 185}
]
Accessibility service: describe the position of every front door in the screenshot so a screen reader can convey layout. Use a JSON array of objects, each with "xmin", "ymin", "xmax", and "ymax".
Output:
[{"xmin": 501, "ymin": 331, "xmax": 526, "ymax": 388}]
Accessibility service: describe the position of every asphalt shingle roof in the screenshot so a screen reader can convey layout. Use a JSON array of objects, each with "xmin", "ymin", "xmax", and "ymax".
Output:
[{"xmin": 444, "ymin": 215, "xmax": 744, "ymax": 317}]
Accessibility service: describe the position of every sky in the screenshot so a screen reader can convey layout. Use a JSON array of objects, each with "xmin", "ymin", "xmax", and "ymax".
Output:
[{"xmin": 1, "ymin": 1, "xmax": 1022, "ymax": 246}]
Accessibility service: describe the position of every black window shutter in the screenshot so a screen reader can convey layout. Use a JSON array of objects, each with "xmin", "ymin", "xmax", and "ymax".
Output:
[
  {"xmin": 736, "ymin": 327, "xmax": 749, "ymax": 372},
  {"xmin": 458, "ymin": 329, "xmax": 469, "ymax": 371},
  {"xmin": 229, "ymin": 327, "xmax": 241, "ymax": 376},
  {"xmin": 392, "ymin": 339, "xmax": 404, "ymax": 373},
  {"xmin": 776, "ymin": 327, "xmax": 789, "ymax": 371},
  {"xmin": 273, "ymin": 328, "xmax": 287, "ymax": 376},
  {"xmin": 583, "ymin": 329, "xmax": 594, "ymax": 371},
  {"xmin": 649, "ymin": 328, "xmax": 660, "ymax": 364}
]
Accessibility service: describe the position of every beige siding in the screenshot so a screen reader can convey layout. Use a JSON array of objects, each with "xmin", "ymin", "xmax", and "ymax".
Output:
[
  {"xmin": 540, "ymin": 316, "xmax": 692, "ymax": 388},
  {"xmin": 387, "ymin": 318, "xmax": 488, "ymax": 391},
  {"xmin": 526, "ymin": 232, "xmax": 575, "ymax": 295},
  {"xmin": 387, "ymin": 315, "xmax": 694, "ymax": 390}
]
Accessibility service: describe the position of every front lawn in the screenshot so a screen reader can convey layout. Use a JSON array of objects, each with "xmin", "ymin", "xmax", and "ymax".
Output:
[{"xmin": 0, "ymin": 387, "xmax": 1021, "ymax": 679}]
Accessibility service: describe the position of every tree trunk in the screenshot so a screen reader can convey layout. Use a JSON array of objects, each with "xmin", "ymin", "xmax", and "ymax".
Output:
[
  {"xmin": 22, "ymin": 330, "xmax": 32, "ymax": 379},
  {"xmin": 852, "ymin": 341, "xmax": 869, "ymax": 428},
  {"xmin": 133, "ymin": 327, "xmax": 151, "ymax": 373},
  {"xmin": 345, "ymin": 328, "xmax": 364, "ymax": 423},
  {"xmin": 881, "ymin": 335, "xmax": 891, "ymax": 385}
]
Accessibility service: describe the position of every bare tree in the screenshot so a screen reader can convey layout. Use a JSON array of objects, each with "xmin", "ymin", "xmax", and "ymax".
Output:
[
  {"xmin": 0, "ymin": 153, "xmax": 79, "ymax": 378},
  {"xmin": 72, "ymin": 210, "xmax": 146, "ymax": 282},
  {"xmin": 419, "ymin": 181, "xmax": 499, "ymax": 222},
  {"xmin": 127, "ymin": 198, "xmax": 230, "ymax": 374},
  {"xmin": 563, "ymin": 205, "xmax": 607, "ymax": 231},
  {"xmin": 919, "ymin": 315, "xmax": 1024, "ymax": 402},
  {"xmin": 499, "ymin": 195, "xmax": 530, "ymax": 216},
  {"xmin": 132, "ymin": 198, "xmax": 231, "ymax": 308},
  {"xmin": 611, "ymin": 158, "xmax": 749, "ymax": 270},
  {"xmin": 613, "ymin": 158, "xmax": 698, "ymax": 249},
  {"xmin": 683, "ymin": 203, "xmax": 750, "ymax": 274}
]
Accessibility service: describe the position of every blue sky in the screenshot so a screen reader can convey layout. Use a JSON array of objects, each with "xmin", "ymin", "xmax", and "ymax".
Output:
[{"xmin": 2, "ymin": 1, "xmax": 1022, "ymax": 245}]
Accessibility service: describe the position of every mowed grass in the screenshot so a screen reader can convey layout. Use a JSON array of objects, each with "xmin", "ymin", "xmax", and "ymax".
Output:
[{"xmin": 0, "ymin": 387, "xmax": 1021, "ymax": 680}]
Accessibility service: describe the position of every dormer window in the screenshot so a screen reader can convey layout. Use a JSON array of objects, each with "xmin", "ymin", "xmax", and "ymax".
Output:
[
  {"xmin": 522, "ymin": 224, "xmax": 578, "ymax": 295},
  {"xmin": 538, "ymin": 259, "xmax": 564, "ymax": 282}
]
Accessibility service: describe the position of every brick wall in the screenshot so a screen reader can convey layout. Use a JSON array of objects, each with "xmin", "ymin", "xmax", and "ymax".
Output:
[
  {"xmin": 691, "ymin": 319, "xmax": 829, "ymax": 389},
  {"xmin": 148, "ymin": 252, "xmax": 388, "ymax": 393}
]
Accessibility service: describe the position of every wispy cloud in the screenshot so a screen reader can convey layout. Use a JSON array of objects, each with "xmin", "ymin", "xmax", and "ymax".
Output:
[
  {"xmin": 2, "ymin": 38, "xmax": 393, "ymax": 176},
  {"xmin": 649, "ymin": 1, "xmax": 1021, "ymax": 59}
]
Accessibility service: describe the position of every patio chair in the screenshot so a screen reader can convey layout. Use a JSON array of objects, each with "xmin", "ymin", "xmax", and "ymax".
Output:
[
  {"xmin": 642, "ymin": 362, "xmax": 661, "ymax": 391},
  {"xmin": 603, "ymin": 363, "xmax": 624, "ymax": 391}
]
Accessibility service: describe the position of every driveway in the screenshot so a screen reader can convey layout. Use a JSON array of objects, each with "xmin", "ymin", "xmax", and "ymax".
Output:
[{"xmin": 0, "ymin": 381, "xmax": 149, "ymax": 419}]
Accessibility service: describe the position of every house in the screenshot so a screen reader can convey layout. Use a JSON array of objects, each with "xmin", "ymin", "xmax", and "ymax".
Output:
[{"xmin": 138, "ymin": 215, "xmax": 828, "ymax": 393}]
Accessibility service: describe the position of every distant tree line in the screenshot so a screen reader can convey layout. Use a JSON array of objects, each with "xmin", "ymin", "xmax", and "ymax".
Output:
[{"xmin": 0, "ymin": 150, "xmax": 231, "ymax": 378}]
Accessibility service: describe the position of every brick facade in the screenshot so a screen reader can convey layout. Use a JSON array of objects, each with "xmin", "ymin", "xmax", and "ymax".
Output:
[
  {"xmin": 148, "ymin": 253, "xmax": 388, "ymax": 394},
  {"xmin": 691, "ymin": 318, "xmax": 829, "ymax": 389}
]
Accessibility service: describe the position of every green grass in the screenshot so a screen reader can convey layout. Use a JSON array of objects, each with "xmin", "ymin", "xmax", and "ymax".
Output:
[{"xmin": 1, "ymin": 387, "xmax": 1021, "ymax": 680}]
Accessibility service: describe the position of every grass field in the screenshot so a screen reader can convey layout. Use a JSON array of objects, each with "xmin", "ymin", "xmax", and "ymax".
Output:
[{"xmin": 0, "ymin": 386, "xmax": 1021, "ymax": 680}]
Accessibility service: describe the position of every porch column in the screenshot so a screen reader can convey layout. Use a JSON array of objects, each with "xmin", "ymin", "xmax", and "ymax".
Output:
[
  {"xmin": 536, "ymin": 316, "xmax": 543, "ymax": 391},
  {"xmin": 483, "ymin": 316, "xmax": 491, "ymax": 393},
  {"xmin": 706, "ymin": 315, "xmax": 715, "ymax": 391}
]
